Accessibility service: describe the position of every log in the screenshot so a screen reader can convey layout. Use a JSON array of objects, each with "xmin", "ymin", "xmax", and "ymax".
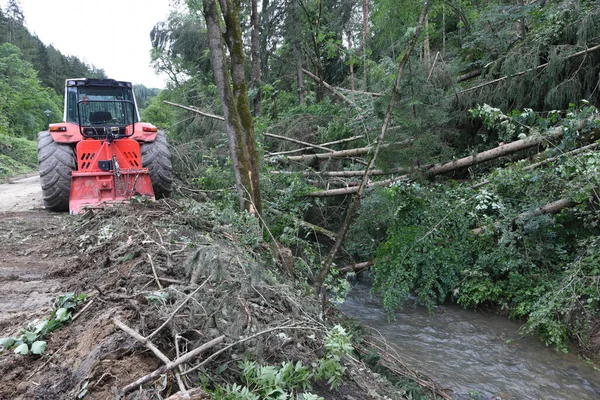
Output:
[
  {"xmin": 457, "ymin": 68, "xmax": 483, "ymax": 83},
  {"xmin": 282, "ymin": 139, "xmax": 414, "ymax": 163},
  {"xmin": 333, "ymin": 87, "xmax": 385, "ymax": 97},
  {"xmin": 471, "ymin": 143, "xmax": 598, "ymax": 189},
  {"xmin": 163, "ymin": 100, "xmax": 225, "ymax": 121},
  {"xmin": 471, "ymin": 197, "xmax": 576, "ymax": 236},
  {"xmin": 338, "ymin": 260, "xmax": 374, "ymax": 273},
  {"xmin": 308, "ymin": 125, "xmax": 570, "ymax": 197}
]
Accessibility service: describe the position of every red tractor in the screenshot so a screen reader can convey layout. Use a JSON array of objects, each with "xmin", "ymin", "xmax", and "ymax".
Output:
[{"xmin": 37, "ymin": 78, "xmax": 173, "ymax": 214}]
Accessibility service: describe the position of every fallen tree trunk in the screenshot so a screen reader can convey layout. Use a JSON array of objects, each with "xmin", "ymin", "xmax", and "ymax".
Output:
[
  {"xmin": 457, "ymin": 68, "xmax": 483, "ymax": 83},
  {"xmin": 265, "ymin": 132, "xmax": 335, "ymax": 153},
  {"xmin": 284, "ymin": 146, "xmax": 374, "ymax": 162},
  {"xmin": 302, "ymin": 68, "xmax": 360, "ymax": 109},
  {"xmin": 471, "ymin": 143, "xmax": 599, "ymax": 189},
  {"xmin": 338, "ymin": 260, "xmax": 374, "ymax": 273},
  {"xmin": 308, "ymin": 124, "xmax": 572, "ymax": 197},
  {"xmin": 164, "ymin": 100, "xmax": 225, "ymax": 121},
  {"xmin": 458, "ymin": 44, "xmax": 600, "ymax": 95},
  {"xmin": 268, "ymin": 135, "xmax": 364, "ymax": 156},
  {"xmin": 283, "ymin": 139, "xmax": 413, "ymax": 163},
  {"xmin": 333, "ymin": 87, "xmax": 385, "ymax": 97},
  {"xmin": 471, "ymin": 197, "xmax": 577, "ymax": 236}
]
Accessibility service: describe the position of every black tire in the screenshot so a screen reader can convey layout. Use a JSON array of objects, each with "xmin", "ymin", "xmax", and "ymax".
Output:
[
  {"xmin": 37, "ymin": 131, "xmax": 75, "ymax": 212},
  {"xmin": 141, "ymin": 130, "xmax": 173, "ymax": 198}
]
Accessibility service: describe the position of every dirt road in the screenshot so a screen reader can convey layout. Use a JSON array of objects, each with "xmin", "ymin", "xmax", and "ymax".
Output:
[
  {"xmin": 0, "ymin": 175, "xmax": 63, "ymax": 338},
  {"xmin": 0, "ymin": 173, "xmax": 43, "ymax": 212}
]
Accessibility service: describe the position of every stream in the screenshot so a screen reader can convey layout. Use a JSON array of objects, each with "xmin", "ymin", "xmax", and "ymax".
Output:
[{"xmin": 338, "ymin": 280, "xmax": 600, "ymax": 399}]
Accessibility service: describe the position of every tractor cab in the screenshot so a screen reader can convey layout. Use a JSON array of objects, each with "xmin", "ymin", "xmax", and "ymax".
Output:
[{"xmin": 65, "ymin": 79, "xmax": 139, "ymax": 140}]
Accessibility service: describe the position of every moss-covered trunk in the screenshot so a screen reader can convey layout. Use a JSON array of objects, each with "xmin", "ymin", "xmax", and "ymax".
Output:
[{"xmin": 202, "ymin": 0, "xmax": 262, "ymax": 215}]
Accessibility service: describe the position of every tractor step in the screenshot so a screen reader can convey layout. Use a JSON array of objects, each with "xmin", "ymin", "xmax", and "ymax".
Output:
[{"xmin": 69, "ymin": 139, "xmax": 155, "ymax": 214}]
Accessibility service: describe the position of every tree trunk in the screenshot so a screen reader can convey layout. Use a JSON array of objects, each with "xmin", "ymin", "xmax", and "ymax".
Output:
[
  {"xmin": 251, "ymin": 0, "xmax": 262, "ymax": 116},
  {"xmin": 424, "ymin": 13, "xmax": 431, "ymax": 67},
  {"xmin": 347, "ymin": 21, "xmax": 355, "ymax": 91},
  {"xmin": 296, "ymin": 44, "xmax": 304, "ymax": 105},
  {"xmin": 362, "ymin": 0, "xmax": 369, "ymax": 91},
  {"xmin": 313, "ymin": 0, "xmax": 431, "ymax": 294},
  {"xmin": 203, "ymin": 0, "xmax": 262, "ymax": 215}
]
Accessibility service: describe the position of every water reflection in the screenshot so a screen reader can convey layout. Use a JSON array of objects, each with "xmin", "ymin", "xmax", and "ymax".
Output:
[{"xmin": 338, "ymin": 281, "xmax": 600, "ymax": 399}]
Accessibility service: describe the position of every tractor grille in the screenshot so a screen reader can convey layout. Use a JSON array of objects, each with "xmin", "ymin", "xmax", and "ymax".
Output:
[
  {"xmin": 79, "ymin": 151, "xmax": 96, "ymax": 170},
  {"xmin": 123, "ymin": 151, "xmax": 141, "ymax": 167}
]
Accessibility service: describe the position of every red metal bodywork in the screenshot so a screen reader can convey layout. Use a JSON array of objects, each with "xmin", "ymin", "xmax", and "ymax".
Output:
[
  {"xmin": 49, "ymin": 122, "xmax": 158, "ymax": 143},
  {"xmin": 69, "ymin": 139, "xmax": 155, "ymax": 214}
]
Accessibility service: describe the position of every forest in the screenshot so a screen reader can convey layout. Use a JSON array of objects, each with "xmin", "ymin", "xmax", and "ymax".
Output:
[{"xmin": 2, "ymin": 0, "xmax": 600, "ymax": 378}]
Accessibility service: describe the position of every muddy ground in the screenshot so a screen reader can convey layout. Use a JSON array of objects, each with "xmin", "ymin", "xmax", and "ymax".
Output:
[{"xmin": 0, "ymin": 176, "xmax": 438, "ymax": 400}]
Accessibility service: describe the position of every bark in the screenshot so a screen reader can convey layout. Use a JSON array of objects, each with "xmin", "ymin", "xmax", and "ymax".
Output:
[
  {"xmin": 265, "ymin": 132, "xmax": 335, "ymax": 153},
  {"xmin": 251, "ymin": 0, "xmax": 262, "ymax": 116},
  {"xmin": 121, "ymin": 335, "xmax": 226, "ymax": 395},
  {"xmin": 338, "ymin": 260, "xmax": 374, "ymax": 273},
  {"xmin": 219, "ymin": 0, "xmax": 262, "ymax": 215},
  {"xmin": 313, "ymin": 0, "xmax": 431, "ymax": 294},
  {"xmin": 424, "ymin": 13, "xmax": 431, "ymax": 67},
  {"xmin": 347, "ymin": 21, "xmax": 355, "ymax": 91},
  {"xmin": 456, "ymin": 68, "xmax": 483, "ymax": 83},
  {"xmin": 296, "ymin": 44, "xmax": 304, "ymax": 105},
  {"xmin": 283, "ymin": 141, "xmax": 410, "ymax": 162},
  {"xmin": 362, "ymin": 0, "xmax": 369, "ymax": 90}
]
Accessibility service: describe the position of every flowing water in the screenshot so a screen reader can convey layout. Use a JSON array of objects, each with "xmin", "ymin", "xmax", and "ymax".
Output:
[{"xmin": 338, "ymin": 280, "xmax": 600, "ymax": 399}]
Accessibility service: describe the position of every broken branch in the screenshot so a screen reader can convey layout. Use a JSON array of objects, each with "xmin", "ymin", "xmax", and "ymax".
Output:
[{"xmin": 121, "ymin": 335, "xmax": 226, "ymax": 395}]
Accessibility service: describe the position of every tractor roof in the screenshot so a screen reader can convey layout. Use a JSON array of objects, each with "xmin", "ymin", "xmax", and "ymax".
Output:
[{"xmin": 66, "ymin": 78, "xmax": 133, "ymax": 88}]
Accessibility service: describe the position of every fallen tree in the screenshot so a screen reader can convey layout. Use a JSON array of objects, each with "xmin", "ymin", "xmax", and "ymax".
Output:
[
  {"xmin": 458, "ymin": 44, "xmax": 600, "ymax": 95},
  {"xmin": 308, "ymin": 121, "xmax": 585, "ymax": 197},
  {"xmin": 268, "ymin": 135, "xmax": 364, "ymax": 156}
]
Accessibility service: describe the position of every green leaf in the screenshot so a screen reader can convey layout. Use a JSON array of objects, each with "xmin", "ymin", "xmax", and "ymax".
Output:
[
  {"xmin": 0, "ymin": 337, "xmax": 15, "ymax": 349},
  {"xmin": 30, "ymin": 341, "xmax": 47, "ymax": 355},
  {"xmin": 54, "ymin": 307, "xmax": 70, "ymax": 322},
  {"xmin": 21, "ymin": 331, "xmax": 37, "ymax": 343},
  {"xmin": 14, "ymin": 343, "xmax": 29, "ymax": 355}
]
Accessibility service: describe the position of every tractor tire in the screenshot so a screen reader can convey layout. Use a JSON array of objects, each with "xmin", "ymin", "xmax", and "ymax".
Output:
[
  {"xmin": 37, "ymin": 131, "xmax": 75, "ymax": 212},
  {"xmin": 141, "ymin": 130, "xmax": 173, "ymax": 198}
]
